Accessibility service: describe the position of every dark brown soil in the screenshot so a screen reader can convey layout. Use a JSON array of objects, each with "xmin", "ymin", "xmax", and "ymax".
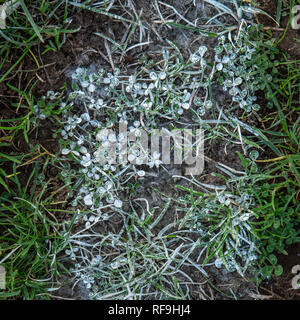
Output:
[
  {"xmin": 260, "ymin": 243, "xmax": 300, "ymax": 300},
  {"xmin": 1, "ymin": 0, "xmax": 299, "ymax": 300},
  {"xmin": 257, "ymin": 0, "xmax": 300, "ymax": 59},
  {"xmin": 0, "ymin": 9, "xmax": 114, "ymax": 192},
  {"xmin": 255, "ymin": 0, "xmax": 300, "ymax": 300}
]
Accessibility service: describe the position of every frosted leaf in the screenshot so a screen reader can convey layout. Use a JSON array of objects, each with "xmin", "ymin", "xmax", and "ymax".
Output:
[
  {"xmin": 148, "ymin": 83, "xmax": 155, "ymax": 90},
  {"xmin": 242, "ymin": 193, "xmax": 250, "ymax": 202},
  {"xmin": 233, "ymin": 77, "xmax": 243, "ymax": 86},
  {"xmin": 243, "ymin": 104, "xmax": 252, "ymax": 112},
  {"xmin": 204, "ymin": 100, "xmax": 213, "ymax": 109},
  {"xmin": 133, "ymin": 120, "xmax": 140, "ymax": 127},
  {"xmin": 62, "ymin": 148, "xmax": 70, "ymax": 155},
  {"xmin": 111, "ymin": 261, "xmax": 120, "ymax": 269},
  {"xmin": 90, "ymin": 120, "xmax": 99, "ymax": 127},
  {"xmin": 81, "ymin": 155, "xmax": 91, "ymax": 167},
  {"xmin": 88, "ymin": 84, "xmax": 96, "ymax": 93},
  {"xmin": 240, "ymin": 100, "xmax": 247, "ymax": 108},
  {"xmin": 99, "ymin": 187, "xmax": 106, "ymax": 195},
  {"xmin": 109, "ymin": 165, "xmax": 116, "ymax": 172},
  {"xmin": 229, "ymin": 87, "xmax": 240, "ymax": 96},
  {"xmin": 136, "ymin": 158, "xmax": 144, "ymax": 165},
  {"xmin": 81, "ymin": 113, "xmax": 90, "ymax": 122},
  {"xmin": 96, "ymin": 129, "xmax": 108, "ymax": 141},
  {"xmin": 76, "ymin": 67, "xmax": 85, "ymax": 75},
  {"xmin": 145, "ymin": 102, "xmax": 153, "ymax": 110},
  {"xmin": 240, "ymin": 213, "xmax": 252, "ymax": 221},
  {"xmin": 129, "ymin": 75, "xmax": 136, "ymax": 84},
  {"xmin": 218, "ymin": 35, "xmax": 225, "ymax": 44},
  {"xmin": 216, "ymin": 63, "xmax": 223, "ymax": 71},
  {"xmin": 215, "ymin": 258, "xmax": 223, "ymax": 269},
  {"xmin": 214, "ymin": 53, "xmax": 222, "ymax": 62},
  {"xmin": 190, "ymin": 53, "xmax": 201, "ymax": 63},
  {"xmin": 218, "ymin": 195, "xmax": 225, "ymax": 204},
  {"xmin": 81, "ymin": 80, "xmax": 89, "ymax": 88},
  {"xmin": 198, "ymin": 45, "xmax": 207, "ymax": 57},
  {"xmin": 33, "ymin": 105, "xmax": 39, "ymax": 114},
  {"xmin": 108, "ymin": 133, "xmax": 116, "ymax": 143},
  {"xmin": 222, "ymin": 56, "xmax": 230, "ymax": 64},
  {"xmin": 232, "ymin": 218, "xmax": 240, "ymax": 227},
  {"xmin": 89, "ymin": 74, "xmax": 96, "ymax": 83},
  {"xmin": 225, "ymin": 199, "xmax": 231, "ymax": 206},
  {"xmin": 91, "ymin": 257, "xmax": 101, "ymax": 266},
  {"xmin": 177, "ymin": 108, "xmax": 184, "ymax": 115},
  {"xmin": 134, "ymin": 83, "xmax": 141, "ymax": 91},
  {"xmin": 106, "ymin": 181, "xmax": 113, "ymax": 190},
  {"xmin": 249, "ymin": 149, "xmax": 259, "ymax": 160},
  {"xmin": 110, "ymin": 77, "xmax": 119, "ymax": 87},
  {"xmin": 149, "ymin": 72, "xmax": 158, "ymax": 81},
  {"xmin": 114, "ymin": 199, "xmax": 123, "ymax": 208},
  {"xmin": 84, "ymin": 194, "xmax": 93, "ymax": 206},
  {"xmin": 183, "ymin": 91, "xmax": 191, "ymax": 102},
  {"xmin": 228, "ymin": 71, "xmax": 235, "ymax": 77},
  {"xmin": 224, "ymin": 79, "xmax": 233, "ymax": 88},
  {"xmin": 102, "ymin": 140, "xmax": 110, "ymax": 148},
  {"xmin": 86, "ymin": 283, "xmax": 92, "ymax": 289},
  {"xmin": 137, "ymin": 170, "xmax": 145, "ymax": 177},
  {"xmin": 248, "ymin": 255, "xmax": 257, "ymax": 262},
  {"xmin": 194, "ymin": 98, "xmax": 202, "ymax": 106},
  {"xmin": 159, "ymin": 71, "xmax": 167, "ymax": 80},
  {"xmin": 224, "ymin": 43, "xmax": 232, "ymax": 52},
  {"xmin": 252, "ymin": 104, "xmax": 260, "ymax": 111},
  {"xmin": 230, "ymin": 53, "xmax": 237, "ymax": 60},
  {"xmin": 75, "ymin": 117, "xmax": 82, "ymax": 124},
  {"xmin": 182, "ymin": 103, "xmax": 190, "ymax": 110},
  {"xmin": 128, "ymin": 154, "xmax": 135, "ymax": 162},
  {"xmin": 241, "ymin": 89, "xmax": 247, "ymax": 99},
  {"xmin": 190, "ymin": 81, "xmax": 200, "ymax": 89},
  {"xmin": 134, "ymin": 129, "xmax": 142, "ymax": 137},
  {"xmin": 198, "ymin": 107, "xmax": 205, "ymax": 116}
]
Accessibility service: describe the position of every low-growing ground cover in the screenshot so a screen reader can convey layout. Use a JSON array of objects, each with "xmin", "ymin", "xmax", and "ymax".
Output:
[{"xmin": 0, "ymin": 0, "xmax": 299, "ymax": 300}]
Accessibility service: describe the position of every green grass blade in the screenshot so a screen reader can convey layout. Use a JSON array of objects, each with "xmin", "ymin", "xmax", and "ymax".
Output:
[{"xmin": 19, "ymin": 0, "xmax": 44, "ymax": 43}]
